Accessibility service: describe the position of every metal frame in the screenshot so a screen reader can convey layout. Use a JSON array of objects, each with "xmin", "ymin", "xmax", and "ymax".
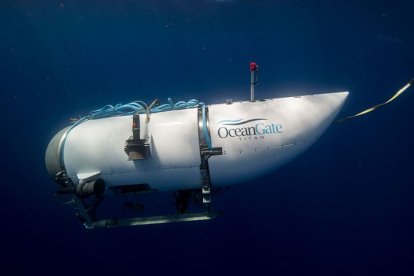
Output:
[{"xmin": 54, "ymin": 103, "xmax": 223, "ymax": 228}]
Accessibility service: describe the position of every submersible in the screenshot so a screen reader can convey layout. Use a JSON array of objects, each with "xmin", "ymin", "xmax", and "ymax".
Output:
[{"xmin": 45, "ymin": 63, "xmax": 348, "ymax": 228}]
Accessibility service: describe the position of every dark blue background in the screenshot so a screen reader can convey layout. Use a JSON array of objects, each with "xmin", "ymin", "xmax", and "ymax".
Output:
[{"xmin": 1, "ymin": 1, "xmax": 413, "ymax": 275}]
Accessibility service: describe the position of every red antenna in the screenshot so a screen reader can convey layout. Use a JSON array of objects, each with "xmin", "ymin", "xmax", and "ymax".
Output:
[
  {"xmin": 250, "ymin": 62, "xmax": 258, "ymax": 72},
  {"xmin": 250, "ymin": 62, "xmax": 259, "ymax": 101}
]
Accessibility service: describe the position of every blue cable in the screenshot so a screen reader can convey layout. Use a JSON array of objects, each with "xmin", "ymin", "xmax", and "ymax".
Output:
[
  {"xmin": 60, "ymin": 98, "xmax": 201, "ymax": 168},
  {"xmin": 70, "ymin": 98, "xmax": 200, "ymax": 124}
]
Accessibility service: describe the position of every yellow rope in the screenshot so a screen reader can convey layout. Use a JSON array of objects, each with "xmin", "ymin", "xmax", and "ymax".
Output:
[{"xmin": 335, "ymin": 78, "xmax": 413, "ymax": 124}]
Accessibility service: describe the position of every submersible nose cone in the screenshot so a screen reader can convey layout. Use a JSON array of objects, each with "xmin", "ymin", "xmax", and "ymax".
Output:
[{"xmin": 45, "ymin": 127, "xmax": 69, "ymax": 179}]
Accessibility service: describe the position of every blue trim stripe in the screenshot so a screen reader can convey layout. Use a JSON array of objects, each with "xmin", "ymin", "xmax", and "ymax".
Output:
[
  {"xmin": 217, "ymin": 119, "xmax": 243, "ymax": 124},
  {"xmin": 221, "ymin": 118, "xmax": 267, "ymax": 126}
]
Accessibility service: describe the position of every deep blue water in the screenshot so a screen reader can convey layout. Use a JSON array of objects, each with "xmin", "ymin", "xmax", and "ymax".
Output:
[{"xmin": 1, "ymin": 1, "xmax": 414, "ymax": 275}]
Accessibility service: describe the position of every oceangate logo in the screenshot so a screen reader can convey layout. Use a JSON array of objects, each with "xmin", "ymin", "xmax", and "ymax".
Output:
[{"xmin": 217, "ymin": 118, "xmax": 283, "ymax": 140}]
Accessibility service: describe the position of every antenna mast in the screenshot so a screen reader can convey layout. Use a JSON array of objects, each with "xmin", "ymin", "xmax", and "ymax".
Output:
[{"xmin": 250, "ymin": 62, "xmax": 259, "ymax": 101}]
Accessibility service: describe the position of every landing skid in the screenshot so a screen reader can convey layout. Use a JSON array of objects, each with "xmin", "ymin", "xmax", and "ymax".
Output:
[
  {"xmin": 54, "ymin": 171, "xmax": 221, "ymax": 229},
  {"xmin": 87, "ymin": 212, "xmax": 220, "ymax": 228}
]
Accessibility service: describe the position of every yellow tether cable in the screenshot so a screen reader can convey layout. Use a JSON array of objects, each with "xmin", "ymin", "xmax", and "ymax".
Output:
[{"xmin": 335, "ymin": 78, "xmax": 414, "ymax": 124}]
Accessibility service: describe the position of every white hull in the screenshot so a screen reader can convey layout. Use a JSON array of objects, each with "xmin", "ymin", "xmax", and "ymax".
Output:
[{"xmin": 49, "ymin": 91, "xmax": 348, "ymax": 191}]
